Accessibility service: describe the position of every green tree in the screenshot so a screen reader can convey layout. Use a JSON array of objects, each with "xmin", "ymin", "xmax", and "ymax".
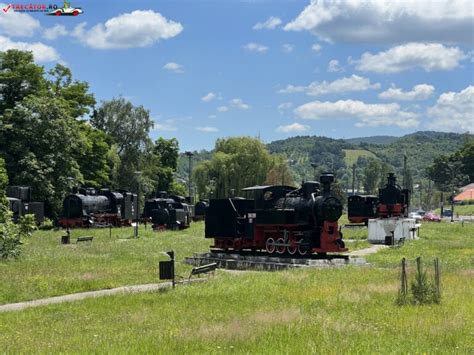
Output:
[
  {"xmin": 0, "ymin": 50, "xmax": 46, "ymax": 113},
  {"xmin": 363, "ymin": 158, "xmax": 380, "ymax": 194},
  {"xmin": 265, "ymin": 155, "xmax": 294, "ymax": 186},
  {"xmin": 194, "ymin": 137, "xmax": 272, "ymax": 198},
  {"xmin": 1, "ymin": 96, "xmax": 83, "ymax": 218}
]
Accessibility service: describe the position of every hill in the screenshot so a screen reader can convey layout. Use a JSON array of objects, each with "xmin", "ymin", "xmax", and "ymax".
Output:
[
  {"xmin": 345, "ymin": 135, "xmax": 399, "ymax": 145},
  {"xmin": 177, "ymin": 131, "xmax": 472, "ymax": 192}
]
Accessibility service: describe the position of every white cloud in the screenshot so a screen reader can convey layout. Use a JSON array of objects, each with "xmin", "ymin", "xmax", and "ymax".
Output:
[
  {"xmin": 208, "ymin": 114, "xmax": 217, "ymax": 119},
  {"xmin": 294, "ymin": 99, "xmax": 419, "ymax": 128},
  {"xmin": 282, "ymin": 43, "xmax": 294, "ymax": 53},
  {"xmin": 284, "ymin": 0, "xmax": 473, "ymax": 44},
  {"xmin": 72, "ymin": 10, "xmax": 183, "ymax": 49},
  {"xmin": 279, "ymin": 75, "xmax": 380, "ymax": 96},
  {"xmin": 355, "ymin": 43, "xmax": 466, "ymax": 73},
  {"xmin": 217, "ymin": 106, "xmax": 228, "ymax": 112},
  {"xmin": 229, "ymin": 98, "xmax": 250, "ymax": 110},
  {"xmin": 278, "ymin": 102, "xmax": 293, "ymax": 113},
  {"xmin": 163, "ymin": 62, "xmax": 184, "ymax": 73},
  {"xmin": 0, "ymin": 35, "xmax": 60, "ymax": 62},
  {"xmin": 43, "ymin": 25, "xmax": 68, "ymax": 40},
  {"xmin": 243, "ymin": 42, "xmax": 268, "ymax": 53},
  {"xmin": 328, "ymin": 59, "xmax": 342, "ymax": 72},
  {"xmin": 428, "ymin": 86, "xmax": 474, "ymax": 132},
  {"xmin": 201, "ymin": 92, "xmax": 217, "ymax": 102},
  {"xmin": 0, "ymin": 5, "xmax": 40, "ymax": 37},
  {"xmin": 276, "ymin": 123, "xmax": 310, "ymax": 133},
  {"xmin": 196, "ymin": 126, "xmax": 219, "ymax": 132},
  {"xmin": 311, "ymin": 43, "xmax": 322, "ymax": 52},
  {"xmin": 379, "ymin": 84, "xmax": 435, "ymax": 101},
  {"xmin": 153, "ymin": 122, "xmax": 178, "ymax": 131},
  {"xmin": 253, "ymin": 16, "xmax": 282, "ymax": 30}
]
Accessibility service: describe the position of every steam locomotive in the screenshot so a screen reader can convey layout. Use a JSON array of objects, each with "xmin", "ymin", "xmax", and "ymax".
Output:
[
  {"xmin": 6, "ymin": 186, "xmax": 45, "ymax": 224},
  {"xmin": 348, "ymin": 173, "xmax": 410, "ymax": 224},
  {"xmin": 193, "ymin": 199, "xmax": 209, "ymax": 221},
  {"xmin": 205, "ymin": 173, "xmax": 347, "ymax": 256},
  {"xmin": 59, "ymin": 188, "xmax": 137, "ymax": 228},
  {"xmin": 143, "ymin": 192, "xmax": 192, "ymax": 230}
]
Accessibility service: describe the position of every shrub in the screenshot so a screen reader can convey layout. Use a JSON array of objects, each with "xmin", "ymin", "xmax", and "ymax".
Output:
[
  {"xmin": 39, "ymin": 217, "xmax": 54, "ymax": 230},
  {"xmin": 0, "ymin": 212, "xmax": 36, "ymax": 260}
]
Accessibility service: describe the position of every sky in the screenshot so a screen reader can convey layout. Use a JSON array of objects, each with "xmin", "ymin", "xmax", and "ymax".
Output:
[{"xmin": 0, "ymin": 0, "xmax": 473, "ymax": 151}]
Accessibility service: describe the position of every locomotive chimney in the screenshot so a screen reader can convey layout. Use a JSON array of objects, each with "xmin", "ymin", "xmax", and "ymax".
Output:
[{"xmin": 320, "ymin": 173, "xmax": 334, "ymax": 194}]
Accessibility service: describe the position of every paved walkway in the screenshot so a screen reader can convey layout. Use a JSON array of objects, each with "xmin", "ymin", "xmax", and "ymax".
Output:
[
  {"xmin": 0, "ymin": 280, "xmax": 203, "ymax": 313},
  {"xmin": 349, "ymin": 244, "xmax": 388, "ymax": 257}
]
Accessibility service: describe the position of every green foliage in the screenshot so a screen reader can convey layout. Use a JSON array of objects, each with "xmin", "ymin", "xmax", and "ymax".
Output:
[
  {"xmin": 1, "ymin": 95, "xmax": 83, "ymax": 218},
  {"xmin": 194, "ymin": 137, "xmax": 272, "ymax": 198},
  {"xmin": 38, "ymin": 217, "xmax": 54, "ymax": 230},
  {"xmin": 264, "ymin": 154, "xmax": 295, "ymax": 186},
  {"xmin": 0, "ymin": 157, "xmax": 8, "ymax": 222},
  {"xmin": 0, "ymin": 212, "xmax": 35, "ymax": 259},
  {"xmin": 153, "ymin": 138, "xmax": 180, "ymax": 194},
  {"xmin": 363, "ymin": 158, "xmax": 381, "ymax": 194},
  {"xmin": 0, "ymin": 50, "xmax": 46, "ymax": 112}
]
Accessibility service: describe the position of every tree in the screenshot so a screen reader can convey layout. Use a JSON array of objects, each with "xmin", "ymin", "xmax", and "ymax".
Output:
[
  {"xmin": 47, "ymin": 64, "xmax": 95, "ymax": 118},
  {"xmin": 265, "ymin": 155, "xmax": 294, "ymax": 186},
  {"xmin": 153, "ymin": 138, "xmax": 180, "ymax": 193},
  {"xmin": 91, "ymin": 98, "xmax": 153, "ymax": 155},
  {"xmin": 194, "ymin": 137, "xmax": 272, "ymax": 198},
  {"xmin": 0, "ymin": 50, "xmax": 46, "ymax": 113},
  {"xmin": 427, "ymin": 155, "xmax": 468, "ymax": 191},
  {"xmin": 0, "ymin": 157, "xmax": 8, "ymax": 222},
  {"xmin": 363, "ymin": 158, "xmax": 380, "ymax": 195}
]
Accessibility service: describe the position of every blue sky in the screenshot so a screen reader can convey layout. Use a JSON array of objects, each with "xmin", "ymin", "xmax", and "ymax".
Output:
[{"xmin": 0, "ymin": 0, "xmax": 473, "ymax": 151}]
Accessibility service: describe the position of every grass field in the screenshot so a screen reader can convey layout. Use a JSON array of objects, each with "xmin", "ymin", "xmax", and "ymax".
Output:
[
  {"xmin": 434, "ymin": 204, "xmax": 474, "ymax": 216},
  {"xmin": 0, "ymin": 220, "xmax": 473, "ymax": 353},
  {"xmin": 343, "ymin": 149, "xmax": 378, "ymax": 166}
]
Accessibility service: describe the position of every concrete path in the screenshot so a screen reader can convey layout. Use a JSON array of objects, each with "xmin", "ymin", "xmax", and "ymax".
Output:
[
  {"xmin": 0, "ymin": 280, "xmax": 203, "ymax": 313},
  {"xmin": 349, "ymin": 244, "xmax": 388, "ymax": 257}
]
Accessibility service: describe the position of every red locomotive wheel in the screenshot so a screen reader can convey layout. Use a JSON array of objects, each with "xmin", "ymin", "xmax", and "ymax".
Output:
[
  {"xmin": 287, "ymin": 244, "xmax": 297, "ymax": 255},
  {"xmin": 265, "ymin": 238, "xmax": 276, "ymax": 254},
  {"xmin": 276, "ymin": 238, "xmax": 286, "ymax": 254}
]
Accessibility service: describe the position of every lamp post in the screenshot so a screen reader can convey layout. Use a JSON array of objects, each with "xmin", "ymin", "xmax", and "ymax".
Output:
[
  {"xmin": 185, "ymin": 151, "xmax": 194, "ymax": 201},
  {"xmin": 310, "ymin": 163, "xmax": 318, "ymax": 181},
  {"xmin": 134, "ymin": 171, "xmax": 142, "ymax": 238}
]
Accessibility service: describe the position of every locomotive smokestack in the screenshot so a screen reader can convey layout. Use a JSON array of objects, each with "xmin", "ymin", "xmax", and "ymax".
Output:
[{"xmin": 320, "ymin": 173, "xmax": 334, "ymax": 194}]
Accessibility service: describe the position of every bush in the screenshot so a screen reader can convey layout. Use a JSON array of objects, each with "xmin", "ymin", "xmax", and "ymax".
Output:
[
  {"xmin": 0, "ymin": 212, "xmax": 36, "ymax": 260},
  {"xmin": 39, "ymin": 217, "xmax": 54, "ymax": 230}
]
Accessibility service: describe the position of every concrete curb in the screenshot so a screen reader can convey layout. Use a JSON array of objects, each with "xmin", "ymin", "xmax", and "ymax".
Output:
[{"xmin": 0, "ymin": 280, "xmax": 203, "ymax": 313}]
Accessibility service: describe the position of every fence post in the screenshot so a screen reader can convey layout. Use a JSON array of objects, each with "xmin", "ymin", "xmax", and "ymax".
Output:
[{"xmin": 434, "ymin": 257, "xmax": 441, "ymax": 303}]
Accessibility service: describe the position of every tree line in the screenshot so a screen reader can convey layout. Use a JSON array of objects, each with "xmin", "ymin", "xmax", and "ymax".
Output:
[{"xmin": 0, "ymin": 49, "xmax": 183, "ymax": 219}]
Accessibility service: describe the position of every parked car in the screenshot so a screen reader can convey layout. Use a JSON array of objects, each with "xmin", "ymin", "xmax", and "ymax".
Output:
[
  {"xmin": 408, "ymin": 212, "xmax": 423, "ymax": 222},
  {"xmin": 442, "ymin": 209, "xmax": 452, "ymax": 217},
  {"xmin": 423, "ymin": 212, "xmax": 441, "ymax": 222},
  {"xmin": 416, "ymin": 210, "xmax": 426, "ymax": 216}
]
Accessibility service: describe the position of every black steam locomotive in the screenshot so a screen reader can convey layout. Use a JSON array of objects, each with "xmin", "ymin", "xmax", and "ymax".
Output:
[
  {"xmin": 59, "ymin": 188, "xmax": 137, "ymax": 228},
  {"xmin": 6, "ymin": 186, "xmax": 44, "ymax": 224},
  {"xmin": 205, "ymin": 173, "xmax": 347, "ymax": 256},
  {"xmin": 193, "ymin": 199, "xmax": 209, "ymax": 221},
  {"xmin": 348, "ymin": 173, "xmax": 410, "ymax": 224},
  {"xmin": 143, "ymin": 192, "xmax": 192, "ymax": 230}
]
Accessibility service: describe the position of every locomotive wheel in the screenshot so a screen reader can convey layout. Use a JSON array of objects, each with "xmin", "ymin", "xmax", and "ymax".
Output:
[
  {"xmin": 287, "ymin": 244, "xmax": 298, "ymax": 255},
  {"xmin": 265, "ymin": 238, "xmax": 276, "ymax": 254},
  {"xmin": 276, "ymin": 238, "xmax": 286, "ymax": 254},
  {"xmin": 298, "ymin": 244, "xmax": 309, "ymax": 256}
]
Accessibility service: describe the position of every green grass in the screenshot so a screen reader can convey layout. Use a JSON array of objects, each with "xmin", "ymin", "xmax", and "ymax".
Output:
[
  {"xmin": 343, "ymin": 149, "xmax": 378, "ymax": 166},
  {"xmin": 434, "ymin": 204, "xmax": 474, "ymax": 216},
  {"xmin": 0, "ymin": 219, "xmax": 473, "ymax": 353},
  {"xmin": 0, "ymin": 222, "xmax": 210, "ymax": 304}
]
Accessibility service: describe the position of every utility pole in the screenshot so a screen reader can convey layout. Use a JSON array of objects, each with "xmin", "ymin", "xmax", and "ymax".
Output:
[
  {"xmin": 352, "ymin": 164, "xmax": 356, "ymax": 195},
  {"xmin": 134, "ymin": 171, "xmax": 142, "ymax": 238},
  {"xmin": 185, "ymin": 151, "xmax": 194, "ymax": 201},
  {"xmin": 311, "ymin": 162, "xmax": 317, "ymax": 180},
  {"xmin": 419, "ymin": 180, "xmax": 422, "ymax": 210}
]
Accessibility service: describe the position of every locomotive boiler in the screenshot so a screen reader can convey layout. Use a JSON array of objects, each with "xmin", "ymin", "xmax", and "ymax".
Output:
[
  {"xmin": 59, "ymin": 189, "xmax": 137, "ymax": 228},
  {"xmin": 205, "ymin": 173, "xmax": 347, "ymax": 256},
  {"xmin": 143, "ymin": 192, "xmax": 192, "ymax": 230}
]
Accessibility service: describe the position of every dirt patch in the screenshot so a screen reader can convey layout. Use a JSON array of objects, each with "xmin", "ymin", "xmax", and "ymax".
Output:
[{"xmin": 183, "ymin": 308, "xmax": 301, "ymax": 341}]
